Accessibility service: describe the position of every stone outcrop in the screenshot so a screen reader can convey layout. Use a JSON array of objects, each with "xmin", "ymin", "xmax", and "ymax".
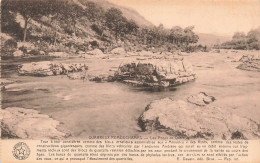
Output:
[
  {"xmin": 138, "ymin": 93, "xmax": 260, "ymax": 140},
  {"xmin": 237, "ymin": 53, "xmax": 260, "ymax": 72},
  {"xmin": 111, "ymin": 47, "xmax": 125, "ymax": 55},
  {"xmin": 1, "ymin": 107, "xmax": 70, "ymax": 139},
  {"xmin": 237, "ymin": 61, "xmax": 260, "ymax": 72},
  {"xmin": 18, "ymin": 61, "xmax": 88, "ymax": 76},
  {"xmin": 114, "ymin": 59, "xmax": 196, "ymax": 87}
]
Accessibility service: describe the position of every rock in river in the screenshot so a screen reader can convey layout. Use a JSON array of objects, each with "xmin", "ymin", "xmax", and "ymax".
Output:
[
  {"xmin": 18, "ymin": 61, "xmax": 88, "ymax": 76},
  {"xmin": 187, "ymin": 92, "xmax": 216, "ymax": 106},
  {"xmin": 114, "ymin": 59, "xmax": 196, "ymax": 87},
  {"xmin": 1, "ymin": 107, "xmax": 70, "ymax": 139},
  {"xmin": 0, "ymin": 79, "xmax": 14, "ymax": 91},
  {"xmin": 237, "ymin": 61, "xmax": 260, "ymax": 72},
  {"xmin": 138, "ymin": 93, "xmax": 260, "ymax": 140},
  {"xmin": 237, "ymin": 53, "xmax": 260, "ymax": 72}
]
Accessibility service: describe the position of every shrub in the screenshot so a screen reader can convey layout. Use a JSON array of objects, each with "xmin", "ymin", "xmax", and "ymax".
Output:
[
  {"xmin": 91, "ymin": 24, "xmax": 103, "ymax": 36},
  {"xmin": 3, "ymin": 39, "xmax": 17, "ymax": 51}
]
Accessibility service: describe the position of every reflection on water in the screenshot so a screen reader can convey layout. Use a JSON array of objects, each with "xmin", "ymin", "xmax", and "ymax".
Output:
[{"xmin": 2, "ymin": 54, "xmax": 260, "ymax": 138}]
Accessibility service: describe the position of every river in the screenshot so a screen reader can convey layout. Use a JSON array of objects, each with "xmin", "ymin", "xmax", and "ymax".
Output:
[{"xmin": 1, "ymin": 51, "xmax": 260, "ymax": 138}]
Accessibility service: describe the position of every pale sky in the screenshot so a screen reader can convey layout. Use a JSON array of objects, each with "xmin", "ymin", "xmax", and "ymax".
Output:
[{"xmin": 108, "ymin": 0, "xmax": 260, "ymax": 36}]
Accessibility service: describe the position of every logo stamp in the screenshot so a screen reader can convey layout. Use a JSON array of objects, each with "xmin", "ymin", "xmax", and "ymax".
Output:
[{"xmin": 12, "ymin": 142, "xmax": 30, "ymax": 160}]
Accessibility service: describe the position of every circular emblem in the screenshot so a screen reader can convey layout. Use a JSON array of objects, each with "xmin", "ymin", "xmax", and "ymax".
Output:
[{"xmin": 12, "ymin": 142, "xmax": 30, "ymax": 160}]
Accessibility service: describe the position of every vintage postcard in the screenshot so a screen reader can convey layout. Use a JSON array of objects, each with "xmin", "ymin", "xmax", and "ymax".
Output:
[{"xmin": 1, "ymin": 0, "xmax": 260, "ymax": 162}]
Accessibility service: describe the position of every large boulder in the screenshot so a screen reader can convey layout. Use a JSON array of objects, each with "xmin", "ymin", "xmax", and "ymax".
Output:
[
  {"xmin": 138, "ymin": 93, "xmax": 260, "ymax": 139},
  {"xmin": 114, "ymin": 59, "xmax": 196, "ymax": 87},
  {"xmin": 13, "ymin": 50, "xmax": 24, "ymax": 57},
  {"xmin": 86, "ymin": 49, "xmax": 104, "ymax": 55},
  {"xmin": 111, "ymin": 47, "xmax": 125, "ymax": 55},
  {"xmin": 1, "ymin": 107, "xmax": 70, "ymax": 139},
  {"xmin": 18, "ymin": 61, "xmax": 88, "ymax": 76},
  {"xmin": 81, "ymin": 49, "xmax": 106, "ymax": 59},
  {"xmin": 39, "ymin": 51, "xmax": 45, "ymax": 55},
  {"xmin": 187, "ymin": 92, "xmax": 216, "ymax": 106}
]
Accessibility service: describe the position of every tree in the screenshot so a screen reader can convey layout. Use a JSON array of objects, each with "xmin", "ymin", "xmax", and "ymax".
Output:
[
  {"xmin": 84, "ymin": 1, "xmax": 104, "ymax": 22},
  {"xmin": 247, "ymin": 29, "xmax": 260, "ymax": 50},
  {"xmin": 105, "ymin": 7, "xmax": 129, "ymax": 40},
  {"xmin": 183, "ymin": 26, "xmax": 199, "ymax": 45},
  {"xmin": 48, "ymin": 0, "xmax": 68, "ymax": 45},
  {"xmin": 154, "ymin": 24, "xmax": 167, "ymax": 45},
  {"xmin": 139, "ymin": 27, "xmax": 150, "ymax": 44},
  {"xmin": 169, "ymin": 26, "xmax": 184, "ymax": 46},
  {"xmin": 48, "ymin": 0, "xmax": 85, "ymax": 44},
  {"xmin": 2, "ymin": 0, "xmax": 51, "ymax": 42},
  {"xmin": 126, "ymin": 20, "xmax": 139, "ymax": 35},
  {"xmin": 233, "ymin": 32, "xmax": 246, "ymax": 40},
  {"xmin": 220, "ymin": 27, "xmax": 260, "ymax": 50},
  {"xmin": 1, "ymin": 5, "xmax": 24, "ymax": 39}
]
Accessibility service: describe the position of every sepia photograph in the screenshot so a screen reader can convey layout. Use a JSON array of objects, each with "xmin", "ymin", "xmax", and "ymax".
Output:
[{"xmin": 1, "ymin": 0, "xmax": 260, "ymax": 143}]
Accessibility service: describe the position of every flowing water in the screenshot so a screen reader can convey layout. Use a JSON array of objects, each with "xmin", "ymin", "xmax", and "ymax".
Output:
[{"xmin": 1, "ymin": 52, "xmax": 260, "ymax": 138}]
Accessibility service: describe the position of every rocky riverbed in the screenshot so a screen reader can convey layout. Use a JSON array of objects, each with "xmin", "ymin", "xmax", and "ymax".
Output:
[
  {"xmin": 138, "ymin": 92, "xmax": 260, "ymax": 139},
  {"xmin": 1, "ymin": 49, "xmax": 260, "ymax": 139},
  {"xmin": 1, "ymin": 107, "xmax": 70, "ymax": 139}
]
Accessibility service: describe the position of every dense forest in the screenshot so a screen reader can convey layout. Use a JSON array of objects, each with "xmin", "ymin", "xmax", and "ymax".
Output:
[
  {"xmin": 216, "ymin": 28, "xmax": 260, "ymax": 50},
  {"xmin": 1, "ymin": 0, "xmax": 200, "ymax": 54}
]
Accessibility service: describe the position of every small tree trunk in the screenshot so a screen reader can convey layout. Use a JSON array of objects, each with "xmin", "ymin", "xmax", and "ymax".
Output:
[
  {"xmin": 74, "ymin": 22, "xmax": 76, "ymax": 35},
  {"xmin": 54, "ymin": 31, "xmax": 57, "ymax": 45},
  {"xmin": 115, "ymin": 32, "xmax": 118, "ymax": 40},
  {"xmin": 53, "ymin": 13, "xmax": 59, "ymax": 45},
  {"xmin": 23, "ymin": 17, "xmax": 29, "ymax": 42}
]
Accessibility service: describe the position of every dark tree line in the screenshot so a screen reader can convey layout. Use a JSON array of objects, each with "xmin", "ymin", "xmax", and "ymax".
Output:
[
  {"xmin": 218, "ymin": 28, "xmax": 260, "ymax": 50},
  {"xmin": 1, "ymin": 0, "xmax": 199, "ymax": 51}
]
